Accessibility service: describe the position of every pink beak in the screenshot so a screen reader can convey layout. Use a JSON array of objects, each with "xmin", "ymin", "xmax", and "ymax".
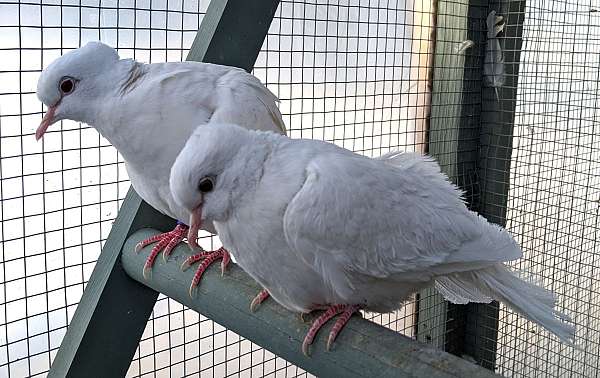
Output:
[
  {"xmin": 187, "ymin": 204, "xmax": 203, "ymax": 251},
  {"xmin": 36, "ymin": 104, "xmax": 58, "ymax": 141}
]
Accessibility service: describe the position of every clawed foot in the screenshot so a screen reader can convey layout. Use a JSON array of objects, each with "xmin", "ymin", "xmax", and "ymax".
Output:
[
  {"xmin": 135, "ymin": 223, "xmax": 188, "ymax": 279},
  {"xmin": 250, "ymin": 289, "xmax": 270, "ymax": 312},
  {"xmin": 302, "ymin": 304, "xmax": 362, "ymax": 356},
  {"xmin": 181, "ymin": 247, "xmax": 231, "ymax": 297}
]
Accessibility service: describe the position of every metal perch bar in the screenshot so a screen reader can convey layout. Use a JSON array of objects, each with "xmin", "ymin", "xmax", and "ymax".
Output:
[{"xmin": 123, "ymin": 229, "xmax": 500, "ymax": 378}]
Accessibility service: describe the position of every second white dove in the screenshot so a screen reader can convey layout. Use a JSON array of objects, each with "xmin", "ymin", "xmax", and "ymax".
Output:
[{"xmin": 170, "ymin": 122, "xmax": 575, "ymax": 354}]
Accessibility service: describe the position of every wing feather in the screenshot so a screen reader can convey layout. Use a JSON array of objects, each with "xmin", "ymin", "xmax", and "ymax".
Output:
[
  {"xmin": 212, "ymin": 69, "xmax": 287, "ymax": 135},
  {"xmin": 283, "ymin": 150, "xmax": 521, "ymax": 295},
  {"xmin": 135, "ymin": 62, "xmax": 286, "ymax": 134}
]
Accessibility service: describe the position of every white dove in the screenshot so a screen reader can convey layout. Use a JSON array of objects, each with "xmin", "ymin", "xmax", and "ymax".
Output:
[
  {"xmin": 36, "ymin": 41, "xmax": 286, "ymax": 287},
  {"xmin": 170, "ymin": 122, "xmax": 575, "ymax": 355}
]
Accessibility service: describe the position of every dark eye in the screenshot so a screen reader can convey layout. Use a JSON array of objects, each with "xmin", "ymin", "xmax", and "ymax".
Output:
[
  {"xmin": 197, "ymin": 177, "xmax": 215, "ymax": 193},
  {"xmin": 59, "ymin": 78, "xmax": 75, "ymax": 95}
]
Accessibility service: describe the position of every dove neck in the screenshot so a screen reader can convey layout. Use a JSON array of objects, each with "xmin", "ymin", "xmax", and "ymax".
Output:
[
  {"xmin": 90, "ymin": 59, "xmax": 154, "ymax": 164},
  {"xmin": 78, "ymin": 58, "xmax": 132, "ymax": 127},
  {"xmin": 221, "ymin": 132, "xmax": 282, "ymax": 217}
]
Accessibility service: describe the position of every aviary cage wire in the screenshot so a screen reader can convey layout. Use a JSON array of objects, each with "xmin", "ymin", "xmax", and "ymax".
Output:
[
  {"xmin": 495, "ymin": 0, "xmax": 600, "ymax": 376},
  {"xmin": 0, "ymin": 1, "xmax": 428, "ymax": 376},
  {"xmin": 0, "ymin": 0, "xmax": 598, "ymax": 377}
]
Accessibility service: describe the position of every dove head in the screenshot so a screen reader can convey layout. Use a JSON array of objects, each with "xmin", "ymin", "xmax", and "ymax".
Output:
[
  {"xmin": 170, "ymin": 123, "xmax": 271, "ymax": 248},
  {"xmin": 35, "ymin": 41, "xmax": 120, "ymax": 140}
]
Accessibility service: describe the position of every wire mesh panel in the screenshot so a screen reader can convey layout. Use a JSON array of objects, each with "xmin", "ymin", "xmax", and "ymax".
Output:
[
  {"xmin": 494, "ymin": 0, "xmax": 600, "ymax": 376},
  {"xmin": 0, "ymin": 0, "xmax": 433, "ymax": 377},
  {"xmin": 0, "ymin": 2, "xmax": 209, "ymax": 376}
]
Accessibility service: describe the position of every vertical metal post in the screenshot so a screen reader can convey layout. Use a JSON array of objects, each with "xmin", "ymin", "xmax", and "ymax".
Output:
[
  {"xmin": 417, "ymin": 0, "xmax": 490, "ymax": 352},
  {"xmin": 417, "ymin": 0, "xmax": 526, "ymax": 371},
  {"xmin": 466, "ymin": 0, "xmax": 527, "ymax": 369}
]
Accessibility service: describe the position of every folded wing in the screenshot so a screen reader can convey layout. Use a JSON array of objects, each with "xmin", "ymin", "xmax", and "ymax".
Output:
[{"xmin": 283, "ymin": 150, "xmax": 522, "ymax": 297}]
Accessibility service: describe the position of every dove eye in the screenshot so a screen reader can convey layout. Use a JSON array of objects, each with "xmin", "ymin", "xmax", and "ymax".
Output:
[
  {"xmin": 59, "ymin": 78, "xmax": 75, "ymax": 95},
  {"xmin": 197, "ymin": 177, "xmax": 215, "ymax": 193}
]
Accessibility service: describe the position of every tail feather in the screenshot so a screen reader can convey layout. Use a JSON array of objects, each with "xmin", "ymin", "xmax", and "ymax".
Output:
[
  {"xmin": 435, "ymin": 276, "xmax": 492, "ymax": 304},
  {"xmin": 436, "ymin": 264, "xmax": 575, "ymax": 344}
]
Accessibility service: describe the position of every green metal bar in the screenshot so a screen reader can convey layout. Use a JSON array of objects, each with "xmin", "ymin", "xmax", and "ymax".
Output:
[
  {"xmin": 418, "ymin": 0, "xmax": 527, "ymax": 369},
  {"xmin": 48, "ymin": 1, "xmax": 280, "ymax": 376},
  {"xmin": 123, "ymin": 229, "xmax": 501, "ymax": 378},
  {"xmin": 417, "ymin": 0, "xmax": 528, "ymax": 371},
  {"xmin": 479, "ymin": 0, "xmax": 526, "ymax": 225},
  {"xmin": 48, "ymin": 189, "xmax": 174, "ymax": 378},
  {"xmin": 466, "ymin": 0, "xmax": 527, "ymax": 369},
  {"xmin": 417, "ymin": 0, "xmax": 490, "ymax": 353}
]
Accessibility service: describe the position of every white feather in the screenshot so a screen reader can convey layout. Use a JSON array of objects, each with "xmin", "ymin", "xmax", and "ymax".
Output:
[
  {"xmin": 438, "ymin": 265, "xmax": 575, "ymax": 344},
  {"xmin": 456, "ymin": 40, "xmax": 475, "ymax": 54}
]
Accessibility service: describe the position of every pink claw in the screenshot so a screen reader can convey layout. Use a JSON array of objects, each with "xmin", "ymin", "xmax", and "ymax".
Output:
[
  {"xmin": 135, "ymin": 233, "xmax": 165, "ymax": 252},
  {"xmin": 221, "ymin": 250, "xmax": 231, "ymax": 276},
  {"xmin": 299, "ymin": 313, "xmax": 310, "ymax": 323},
  {"xmin": 250, "ymin": 289, "xmax": 270, "ymax": 312},
  {"xmin": 302, "ymin": 304, "xmax": 361, "ymax": 356},
  {"xmin": 327, "ymin": 305, "xmax": 361, "ymax": 351},
  {"xmin": 135, "ymin": 224, "xmax": 188, "ymax": 280},
  {"xmin": 142, "ymin": 237, "xmax": 170, "ymax": 280},
  {"xmin": 162, "ymin": 228, "xmax": 186, "ymax": 262},
  {"xmin": 181, "ymin": 251, "xmax": 209, "ymax": 271},
  {"xmin": 187, "ymin": 247, "xmax": 231, "ymax": 297}
]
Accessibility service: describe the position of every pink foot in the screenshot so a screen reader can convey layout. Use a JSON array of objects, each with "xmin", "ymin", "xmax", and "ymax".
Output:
[
  {"xmin": 135, "ymin": 223, "xmax": 188, "ymax": 279},
  {"xmin": 181, "ymin": 247, "xmax": 231, "ymax": 297},
  {"xmin": 250, "ymin": 289, "xmax": 270, "ymax": 312},
  {"xmin": 302, "ymin": 304, "xmax": 362, "ymax": 356}
]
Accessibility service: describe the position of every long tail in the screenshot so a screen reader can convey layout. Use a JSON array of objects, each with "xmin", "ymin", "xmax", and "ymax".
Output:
[{"xmin": 435, "ymin": 263, "xmax": 575, "ymax": 344}]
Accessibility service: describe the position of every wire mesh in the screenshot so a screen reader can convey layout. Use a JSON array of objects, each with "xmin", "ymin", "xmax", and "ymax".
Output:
[
  {"xmin": 0, "ymin": 0, "xmax": 432, "ymax": 377},
  {"xmin": 494, "ymin": 0, "xmax": 600, "ymax": 376}
]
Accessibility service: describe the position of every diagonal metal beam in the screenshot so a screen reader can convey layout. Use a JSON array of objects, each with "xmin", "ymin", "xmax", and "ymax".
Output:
[
  {"xmin": 48, "ymin": 190, "xmax": 172, "ymax": 378},
  {"xmin": 188, "ymin": 0, "xmax": 280, "ymax": 71},
  {"xmin": 48, "ymin": 1, "xmax": 280, "ymax": 376}
]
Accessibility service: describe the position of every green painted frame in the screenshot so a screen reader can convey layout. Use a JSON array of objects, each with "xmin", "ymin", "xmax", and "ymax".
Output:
[{"xmin": 416, "ymin": 0, "xmax": 526, "ymax": 371}]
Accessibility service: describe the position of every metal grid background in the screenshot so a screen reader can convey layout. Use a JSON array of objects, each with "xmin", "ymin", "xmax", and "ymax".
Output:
[
  {"xmin": 494, "ymin": 0, "xmax": 600, "ymax": 376},
  {"xmin": 0, "ymin": 0, "xmax": 432, "ymax": 376}
]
